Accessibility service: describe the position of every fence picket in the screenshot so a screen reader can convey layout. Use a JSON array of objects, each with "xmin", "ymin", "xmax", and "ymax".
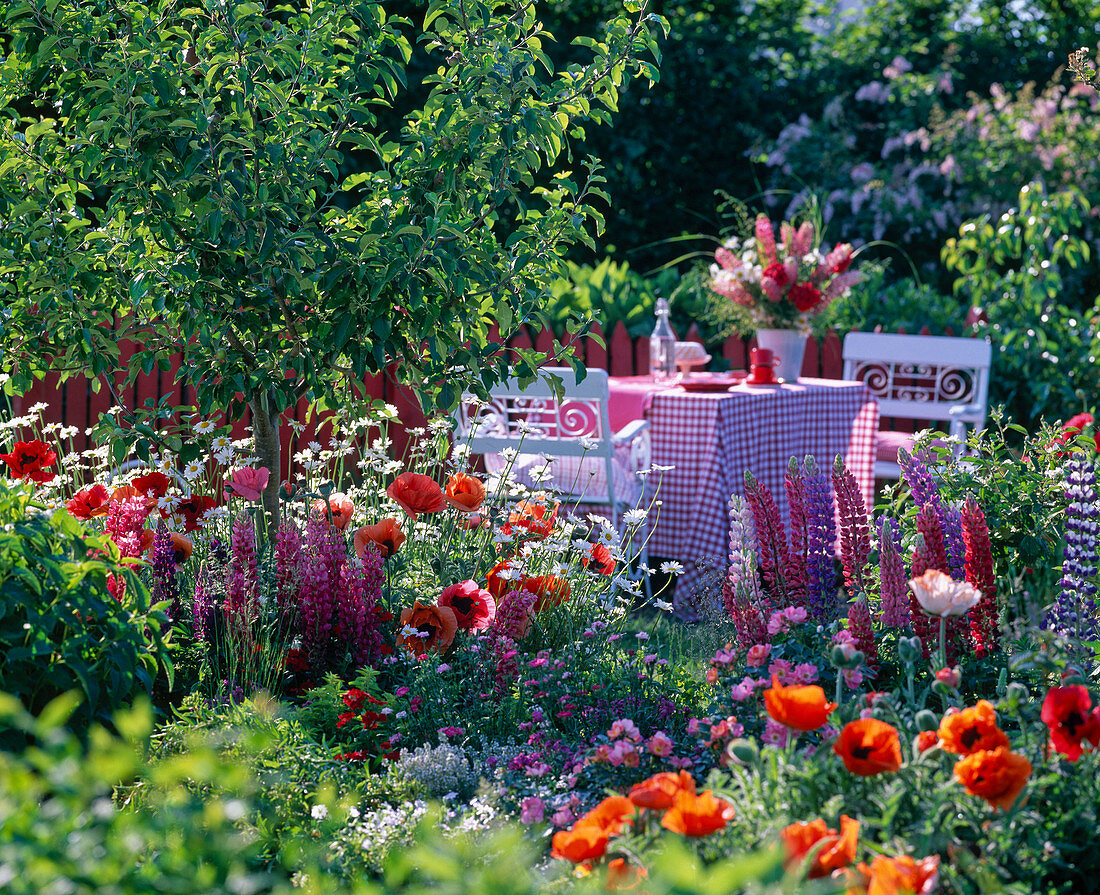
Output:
[{"xmin": 608, "ymin": 322, "xmax": 634, "ymax": 376}]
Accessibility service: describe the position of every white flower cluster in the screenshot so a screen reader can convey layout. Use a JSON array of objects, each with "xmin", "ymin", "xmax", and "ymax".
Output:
[{"xmin": 391, "ymin": 740, "xmax": 478, "ymax": 799}]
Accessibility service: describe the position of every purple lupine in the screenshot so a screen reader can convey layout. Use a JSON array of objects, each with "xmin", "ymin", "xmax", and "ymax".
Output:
[
  {"xmin": 898, "ymin": 448, "xmax": 942, "ymax": 509},
  {"xmin": 802, "ymin": 457, "xmax": 838, "ymax": 621},
  {"xmin": 723, "ymin": 496, "xmax": 768, "ymax": 646},
  {"xmin": 783, "ymin": 457, "xmax": 811, "ymax": 606},
  {"xmin": 1046, "ymin": 457, "xmax": 1100, "ymax": 643},
  {"xmin": 877, "ymin": 517, "xmax": 909, "ymax": 628},
  {"xmin": 744, "ymin": 470, "xmax": 793, "ymax": 606},
  {"xmin": 940, "ymin": 504, "xmax": 968, "ymax": 580},
  {"xmin": 833, "ymin": 455, "xmax": 872, "ymax": 597},
  {"xmin": 150, "ymin": 522, "xmax": 178, "ymax": 618}
]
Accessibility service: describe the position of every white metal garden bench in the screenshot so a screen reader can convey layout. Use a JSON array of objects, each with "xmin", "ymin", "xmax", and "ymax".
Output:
[{"xmin": 842, "ymin": 332, "xmax": 993, "ymax": 480}]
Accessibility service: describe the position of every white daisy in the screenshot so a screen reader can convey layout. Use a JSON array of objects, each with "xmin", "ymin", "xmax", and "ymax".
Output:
[
  {"xmin": 659, "ymin": 560, "xmax": 684, "ymax": 575},
  {"xmin": 182, "ymin": 460, "xmax": 204, "ymax": 481},
  {"xmin": 193, "ymin": 418, "xmax": 217, "ymax": 435}
]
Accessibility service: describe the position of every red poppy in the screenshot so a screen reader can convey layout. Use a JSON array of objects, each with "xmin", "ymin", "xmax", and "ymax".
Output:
[
  {"xmin": 833, "ymin": 719, "xmax": 903, "ymax": 776},
  {"xmin": 1041, "ymin": 685, "xmax": 1100, "ymax": 762},
  {"xmin": 396, "ymin": 601, "xmax": 458, "ymax": 655},
  {"xmin": 505, "ymin": 494, "xmax": 560, "ymax": 539},
  {"xmin": 915, "ymin": 730, "xmax": 940, "ymax": 754},
  {"xmin": 523, "ymin": 574, "xmax": 571, "ymax": 613},
  {"xmin": 312, "ymin": 493, "xmax": 355, "ymax": 531},
  {"xmin": 781, "ymin": 815, "xmax": 859, "ymax": 879},
  {"xmin": 659, "ymin": 788, "xmax": 735, "ymax": 837},
  {"xmin": 444, "ymin": 473, "xmax": 486, "ymax": 513},
  {"xmin": 628, "ymin": 770, "xmax": 696, "ymax": 811},
  {"xmin": 1057, "ymin": 412, "xmax": 1095, "ymax": 448},
  {"xmin": 438, "ymin": 579, "xmax": 496, "ymax": 631},
  {"xmin": 66, "ymin": 484, "xmax": 111, "ymax": 519},
  {"xmin": 937, "ymin": 700, "xmax": 1009, "ymax": 756},
  {"xmin": 953, "ymin": 746, "xmax": 1031, "ymax": 811},
  {"xmin": 764, "ymin": 675, "xmax": 837, "ymax": 731},
  {"xmin": 177, "ymin": 493, "xmax": 216, "ymax": 532},
  {"xmin": 1, "ymin": 439, "xmax": 57, "ymax": 483},
  {"xmin": 387, "ymin": 472, "xmax": 446, "ymax": 519},
  {"xmin": 582, "ymin": 543, "xmax": 616, "ymax": 576},
  {"xmin": 132, "ymin": 470, "xmax": 172, "ymax": 498}
]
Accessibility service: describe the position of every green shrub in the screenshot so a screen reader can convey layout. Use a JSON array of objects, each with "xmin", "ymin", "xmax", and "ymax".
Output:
[
  {"xmin": 942, "ymin": 182, "xmax": 1100, "ymax": 426},
  {"xmin": 0, "ymin": 481, "xmax": 171, "ymax": 747}
]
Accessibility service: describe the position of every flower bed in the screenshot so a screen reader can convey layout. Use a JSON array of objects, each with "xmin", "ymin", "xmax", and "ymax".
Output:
[{"xmin": 0, "ymin": 398, "xmax": 1098, "ymax": 894}]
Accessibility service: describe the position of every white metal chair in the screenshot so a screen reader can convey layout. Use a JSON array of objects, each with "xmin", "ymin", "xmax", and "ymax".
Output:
[
  {"xmin": 842, "ymin": 332, "xmax": 992, "ymax": 480},
  {"xmin": 454, "ymin": 366, "xmax": 651, "ymax": 554}
]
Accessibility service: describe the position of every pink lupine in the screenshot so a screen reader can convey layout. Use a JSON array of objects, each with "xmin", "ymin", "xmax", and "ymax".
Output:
[
  {"xmin": 833, "ymin": 456, "xmax": 872, "ymax": 597},
  {"xmin": 962, "ymin": 497, "xmax": 1000, "ymax": 657},
  {"xmin": 105, "ymin": 495, "xmax": 148, "ymax": 560},
  {"xmin": 274, "ymin": 522, "xmax": 302, "ymax": 607},
  {"xmin": 744, "ymin": 471, "xmax": 794, "ymax": 607},
  {"xmin": 878, "ymin": 517, "xmax": 910, "ymax": 627},
  {"xmin": 760, "ymin": 275, "xmax": 784, "ymax": 302},
  {"xmin": 848, "ymin": 597, "xmax": 878, "ymax": 671},
  {"xmin": 792, "ymin": 221, "xmax": 815, "ymax": 257},
  {"xmin": 783, "ymin": 458, "xmax": 811, "ymax": 607}
]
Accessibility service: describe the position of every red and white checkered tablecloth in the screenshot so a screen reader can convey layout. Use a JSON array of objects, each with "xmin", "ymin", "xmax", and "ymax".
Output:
[{"xmin": 609, "ymin": 377, "xmax": 879, "ymax": 605}]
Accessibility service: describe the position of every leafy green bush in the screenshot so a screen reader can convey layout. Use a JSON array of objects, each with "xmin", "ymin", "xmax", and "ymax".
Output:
[
  {"xmin": 0, "ymin": 481, "xmax": 170, "ymax": 747},
  {"xmin": 827, "ymin": 263, "xmax": 969, "ymax": 337},
  {"xmin": 942, "ymin": 183, "xmax": 1099, "ymax": 426}
]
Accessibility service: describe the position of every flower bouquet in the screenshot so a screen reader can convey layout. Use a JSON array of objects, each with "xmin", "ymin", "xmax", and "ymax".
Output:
[{"xmin": 707, "ymin": 215, "xmax": 863, "ymax": 336}]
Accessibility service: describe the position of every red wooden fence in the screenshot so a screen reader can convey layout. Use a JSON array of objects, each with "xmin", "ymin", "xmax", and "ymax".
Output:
[{"xmin": 9, "ymin": 314, "xmax": 980, "ymax": 475}]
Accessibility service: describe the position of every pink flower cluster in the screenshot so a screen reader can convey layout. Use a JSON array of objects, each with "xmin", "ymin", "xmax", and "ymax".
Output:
[{"xmin": 766, "ymin": 605, "xmax": 808, "ymax": 636}]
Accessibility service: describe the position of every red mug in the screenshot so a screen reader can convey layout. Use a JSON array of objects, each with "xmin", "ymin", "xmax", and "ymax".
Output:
[{"xmin": 749, "ymin": 347, "xmax": 779, "ymax": 383}]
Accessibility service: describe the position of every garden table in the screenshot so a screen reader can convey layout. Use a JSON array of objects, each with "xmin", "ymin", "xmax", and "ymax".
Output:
[{"xmin": 608, "ymin": 376, "xmax": 879, "ymax": 612}]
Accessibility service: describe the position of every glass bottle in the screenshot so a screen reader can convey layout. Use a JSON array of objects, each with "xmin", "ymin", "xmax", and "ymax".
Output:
[{"xmin": 649, "ymin": 297, "xmax": 678, "ymax": 382}]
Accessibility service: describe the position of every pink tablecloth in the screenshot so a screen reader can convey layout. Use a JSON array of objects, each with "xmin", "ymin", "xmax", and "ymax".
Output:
[{"xmin": 609, "ymin": 377, "xmax": 879, "ymax": 608}]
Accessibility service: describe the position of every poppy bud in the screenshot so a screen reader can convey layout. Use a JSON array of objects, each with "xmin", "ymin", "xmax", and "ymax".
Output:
[
  {"xmin": 849, "ymin": 650, "xmax": 865, "ymax": 668},
  {"xmin": 1004, "ymin": 682, "xmax": 1029, "ymax": 706},
  {"xmin": 830, "ymin": 645, "xmax": 851, "ymax": 667},
  {"xmin": 727, "ymin": 738, "xmax": 759, "ymax": 766},
  {"xmin": 931, "ymin": 679, "xmax": 952, "ymax": 698},
  {"xmin": 914, "ymin": 709, "xmax": 939, "ymax": 732},
  {"xmin": 898, "ymin": 636, "xmax": 923, "ymax": 663}
]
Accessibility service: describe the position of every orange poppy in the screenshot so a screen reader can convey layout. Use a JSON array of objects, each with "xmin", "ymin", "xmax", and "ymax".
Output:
[
  {"xmin": 854, "ymin": 854, "xmax": 940, "ymax": 895},
  {"xmin": 582, "ymin": 795, "xmax": 636, "ymax": 836},
  {"xmin": 550, "ymin": 824, "xmax": 610, "ymax": 864},
  {"xmin": 506, "ymin": 494, "xmax": 560, "ymax": 538},
  {"xmin": 659, "ymin": 788, "xmax": 735, "ymax": 837},
  {"xmin": 781, "ymin": 815, "xmax": 860, "ymax": 879},
  {"xmin": 604, "ymin": 858, "xmax": 647, "ymax": 891},
  {"xmin": 937, "ymin": 700, "xmax": 1009, "ymax": 755},
  {"xmin": 396, "ymin": 601, "xmax": 458, "ymax": 655},
  {"xmin": 628, "ymin": 770, "xmax": 696, "ymax": 811},
  {"xmin": 764, "ymin": 675, "xmax": 837, "ymax": 731},
  {"xmin": 915, "ymin": 730, "xmax": 940, "ymax": 754},
  {"xmin": 833, "ymin": 719, "xmax": 903, "ymax": 776},
  {"xmin": 312, "ymin": 493, "xmax": 355, "ymax": 531},
  {"xmin": 953, "ymin": 746, "xmax": 1031, "ymax": 811},
  {"xmin": 387, "ymin": 472, "xmax": 446, "ymax": 520},
  {"xmin": 354, "ymin": 518, "xmax": 406, "ymax": 559},
  {"xmin": 444, "ymin": 473, "xmax": 486, "ymax": 513}
]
